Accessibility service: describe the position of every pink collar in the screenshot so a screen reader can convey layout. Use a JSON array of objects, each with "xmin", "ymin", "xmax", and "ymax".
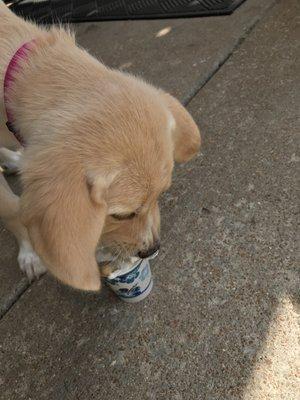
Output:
[{"xmin": 3, "ymin": 40, "xmax": 36, "ymax": 147}]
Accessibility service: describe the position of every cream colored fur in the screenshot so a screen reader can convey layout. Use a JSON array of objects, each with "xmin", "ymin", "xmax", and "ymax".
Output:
[{"xmin": 0, "ymin": 2, "xmax": 201, "ymax": 291}]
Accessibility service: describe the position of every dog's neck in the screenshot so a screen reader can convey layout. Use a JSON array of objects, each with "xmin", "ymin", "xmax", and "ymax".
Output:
[
  {"xmin": 3, "ymin": 40, "xmax": 36, "ymax": 147},
  {"xmin": 3, "ymin": 31, "xmax": 109, "ymax": 150}
]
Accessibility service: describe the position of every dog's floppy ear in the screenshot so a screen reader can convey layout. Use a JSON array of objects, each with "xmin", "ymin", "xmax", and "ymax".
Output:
[
  {"xmin": 162, "ymin": 93, "xmax": 201, "ymax": 163},
  {"xmin": 20, "ymin": 157, "xmax": 110, "ymax": 291}
]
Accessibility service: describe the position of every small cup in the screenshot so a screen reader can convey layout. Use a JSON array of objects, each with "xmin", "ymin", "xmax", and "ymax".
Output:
[{"xmin": 105, "ymin": 258, "xmax": 153, "ymax": 303}]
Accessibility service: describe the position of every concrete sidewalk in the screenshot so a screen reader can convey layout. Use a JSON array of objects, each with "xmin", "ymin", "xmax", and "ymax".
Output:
[
  {"xmin": 0, "ymin": 0, "xmax": 299, "ymax": 399},
  {"xmin": 0, "ymin": 0, "xmax": 276, "ymax": 317}
]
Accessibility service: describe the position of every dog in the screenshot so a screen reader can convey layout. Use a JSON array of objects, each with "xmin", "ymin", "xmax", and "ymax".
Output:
[{"xmin": 0, "ymin": 2, "xmax": 200, "ymax": 291}]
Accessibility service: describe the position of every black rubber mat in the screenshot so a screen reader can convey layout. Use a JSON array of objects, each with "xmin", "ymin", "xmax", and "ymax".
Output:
[{"xmin": 5, "ymin": 0, "xmax": 247, "ymax": 23}]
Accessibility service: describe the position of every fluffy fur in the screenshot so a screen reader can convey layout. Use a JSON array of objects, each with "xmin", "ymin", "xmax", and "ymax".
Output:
[{"xmin": 0, "ymin": 2, "xmax": 201, "ymax": 291}]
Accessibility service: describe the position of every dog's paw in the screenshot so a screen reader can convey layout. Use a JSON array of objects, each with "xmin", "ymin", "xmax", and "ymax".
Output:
[
  {"xmin": 18, "ymin": 241, "xmax": 47, "ymax": 282},
  {"xmin": 0, "ymin": 148, "xmax": 22, "ymax": 175}
]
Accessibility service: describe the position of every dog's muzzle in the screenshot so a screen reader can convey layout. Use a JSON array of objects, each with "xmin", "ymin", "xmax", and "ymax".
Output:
[{"xmin": 137, "ymin": 240, "xmax": 160, "ymax": 259}]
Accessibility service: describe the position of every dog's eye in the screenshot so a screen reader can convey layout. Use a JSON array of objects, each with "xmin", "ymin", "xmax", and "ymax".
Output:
[{"xmin": 111, "ymin": 212, "xmax": 136, "ymax": 221}]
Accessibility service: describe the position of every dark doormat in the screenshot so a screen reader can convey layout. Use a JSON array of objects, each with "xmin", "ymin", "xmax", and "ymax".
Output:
[{"xmin": 5, "ymin": 0, "xmax": 247, "ymax": 24}]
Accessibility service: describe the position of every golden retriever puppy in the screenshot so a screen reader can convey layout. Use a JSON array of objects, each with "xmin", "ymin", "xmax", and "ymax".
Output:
[{"xmin": 0, "ymin": 2, "xmax": 200, "ymax": 291}]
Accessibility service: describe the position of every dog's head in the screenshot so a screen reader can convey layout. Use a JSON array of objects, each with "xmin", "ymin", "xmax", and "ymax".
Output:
[{"xmin": 21, "ymin": 73, "xmax": 200, "ymax": 291}]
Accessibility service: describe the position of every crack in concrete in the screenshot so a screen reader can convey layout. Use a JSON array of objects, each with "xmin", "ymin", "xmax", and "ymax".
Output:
[
  {"xmin": 182, "ymin": 0, "xmax": 279, "ymax": 106},
  {"xmin": 0, "ymin": 278, "xmax": 30, "ymax": 319}
]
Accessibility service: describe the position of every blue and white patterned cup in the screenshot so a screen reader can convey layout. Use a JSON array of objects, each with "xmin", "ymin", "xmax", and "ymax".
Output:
[{"xmin": 105, "ymin": 258, "xmax": 153, "ymax": 303}]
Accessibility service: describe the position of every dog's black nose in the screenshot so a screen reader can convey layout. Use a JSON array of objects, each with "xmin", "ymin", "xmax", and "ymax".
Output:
[{"xmin": 138, "ymin": 241, "xmax": 160, "ymax": 259}]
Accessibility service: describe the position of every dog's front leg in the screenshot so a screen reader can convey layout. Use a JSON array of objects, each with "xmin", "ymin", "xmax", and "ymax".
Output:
[{"xmin": 0, "ymin": 173, "xmax": 46, "ymax": 280}]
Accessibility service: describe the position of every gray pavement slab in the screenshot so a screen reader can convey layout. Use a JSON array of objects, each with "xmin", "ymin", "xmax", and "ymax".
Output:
[
  {"xmin": 1, "ymin": 0, "xmax": 298, "ymax": 399},
  {"xmin": 0, "ymin": 177, "xmax": 29, "ymax": 317},
  {"xmin": 0, "ymin": 0, "xmax": 277, "ymax": 315},
  {"xmin": 0, "ymin": 226, "xmax": 29, "ymax": 316},
  {"xmin": 74, "ymin": 0, "xmax": 276, "ymax": 103}
]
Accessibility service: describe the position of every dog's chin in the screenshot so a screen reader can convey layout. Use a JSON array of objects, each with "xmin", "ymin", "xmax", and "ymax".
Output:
[
  {"xmin": 96, "ymin": 245, "xmax": 136, "ymax": 265},
  {"xmin": 95, "ymin": 245, "xmax": 137, "ymax": 277}
]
